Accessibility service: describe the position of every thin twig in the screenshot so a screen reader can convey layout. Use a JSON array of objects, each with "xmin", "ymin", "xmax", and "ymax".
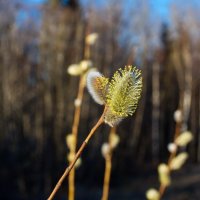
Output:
[
  {"xmin": 68, "ymin": 22, "xmax": 91, "ymax": 200},
  {"xmin": 47, "ymin": 108, "xmax": 107, "ymax": 200}
]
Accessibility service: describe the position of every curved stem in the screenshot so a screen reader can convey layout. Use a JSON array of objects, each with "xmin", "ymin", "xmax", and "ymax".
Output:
[{"xmin": 47, "ymin": 108, "xmax": 106, "ymax": 200}]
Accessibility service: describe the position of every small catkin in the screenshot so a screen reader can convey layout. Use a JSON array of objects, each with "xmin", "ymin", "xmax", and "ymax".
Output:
[
  {"xmin": 110, "ymin": 133, "xmax": 120, "ymax": 149},
  {"xmin": 86, "ymin": 33, "xmax": 98, "ymax": 45},
  {"xmin": 75, "ymin": 158, "xmax": 82, "ymax": 168},
  {"xmin": 87, "ymin": 71, "xmax": 109, "ymax": 105},
  {"xmin": 101, "ymin": 143, "xmax": 110, "ymax": 158},
  {"xmin": 173, "ymin": 109, "xmax": 182, "ymax": 123},
  {"xmin": 158, "ymin": 164, "xmax": 171, "ymax": 186},
  {"xmin": 79, "ymin": 60, "xmax": 92, "ymax": 71},
  {"xmin": 167, "ymin": 143, "xmax": 177, "ymax": 153},
  {"xmin": 170, "ymin": 152, "xmax": 188, "ymax": 170},
  {"xmin": 175, "ymin": 131, "xmax": 193, "ymax": 147},
  {"xmin": 146, "ymin": 188, "xmax": 160, "ymax": 200},
  {"xmin": 66, "ymin": 134, "xmax": 75, "ymax": 150}
]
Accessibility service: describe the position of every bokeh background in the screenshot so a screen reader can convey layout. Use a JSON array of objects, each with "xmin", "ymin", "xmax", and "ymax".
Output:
[{"xmin": 0, "ymin": 0, "xmax": 200, "ymax": 199}]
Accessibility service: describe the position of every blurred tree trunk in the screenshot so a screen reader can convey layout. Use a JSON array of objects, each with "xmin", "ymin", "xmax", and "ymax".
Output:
[
  {"xmin": 39, "ymin": 2, "xmax": 84, "ymax": 192},
  {"xmin": 198, "ymin": 85, "xmax": 200, "ymax": 162},
  {"xmin": 152, "ymin": 62, "xmax": 160, "ymax": 161}
]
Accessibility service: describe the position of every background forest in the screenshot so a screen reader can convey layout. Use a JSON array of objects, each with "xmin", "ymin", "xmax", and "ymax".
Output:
[{"xmin": 0, "ymin": 0, "xmax": 200, "ymax": 199}]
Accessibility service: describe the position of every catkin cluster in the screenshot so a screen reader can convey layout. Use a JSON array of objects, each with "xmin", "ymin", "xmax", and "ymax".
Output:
[{"xmin": 87, "ymin": 66, "xmax": 142, "ymax": 126}]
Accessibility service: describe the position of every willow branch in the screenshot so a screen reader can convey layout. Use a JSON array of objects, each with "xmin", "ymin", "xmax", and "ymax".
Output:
[{"xmin": 47, "ymin": 108, "xmax": 106, "ymax": 200}]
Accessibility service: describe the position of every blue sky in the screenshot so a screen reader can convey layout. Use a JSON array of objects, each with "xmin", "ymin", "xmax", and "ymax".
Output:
[
  {"xmin": 20, "ymin": 0, "xmax": 172, "ymax": 22},
  {"xmin": 80, "ymin": 0, "xmax": 172, "ymax": 22},
  {"xmin": 150, "ymin": 0, "xmax": 172, "ymax": 20},
  {"xmin": 18, "ymin": 0, "xmax": 200, "ymax": 26}
]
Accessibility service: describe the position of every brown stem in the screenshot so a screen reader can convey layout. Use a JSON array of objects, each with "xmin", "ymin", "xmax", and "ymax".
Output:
[
  {"xmin": 158, "ymin": 184, "xmax": 166, "ymax": 198},
  {"xmin": 68, "ymin": 75, "xmax": 85, "ymax": 200},
  {"xmin": 47, "ymin": 108, "xmax": 106, "ymax": 200},
  {"xmin": 101, "ymin": 127, "xmax": 116, "ymax": 200},
  {"xmin": 101, "ymin": 155, "xmax": 112, "ymax": 200},
  {"xmin": 68, "ymin": 21, "xmax": 91, "ymax": 200},
  {"xmin": 158, "ymin": 121, "xmax": 181, "ymax": 199}
]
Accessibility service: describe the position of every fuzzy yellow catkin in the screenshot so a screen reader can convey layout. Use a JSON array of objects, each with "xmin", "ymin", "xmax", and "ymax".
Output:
[
  {"xmin": 170, "ymin": 152, "xmax": 188, "ymax": 170},
  {"xmin": 86, "ymin": 66, "xmax": 142, "ymax": 127},
  {"xmin": 146, "ymin": 188, "xmax": 160, "ymax": 200},
  {"xmin": 105, "ymin": 66, "xmax": 142, "ymax": 126},
  {"xmin": 158, "ymin": 164, "xmax": 171, "ymax": 186},
  {"xmin": 175, "ymin": 131, "xmax": 193, "ymax": 147},
  {"xmin": 106, "ymin": 66, "xmax": 142, "ymax": 117},
  {"xmin": 103, "ymin": 109, "xmax": 123, "ymax": 127}
]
